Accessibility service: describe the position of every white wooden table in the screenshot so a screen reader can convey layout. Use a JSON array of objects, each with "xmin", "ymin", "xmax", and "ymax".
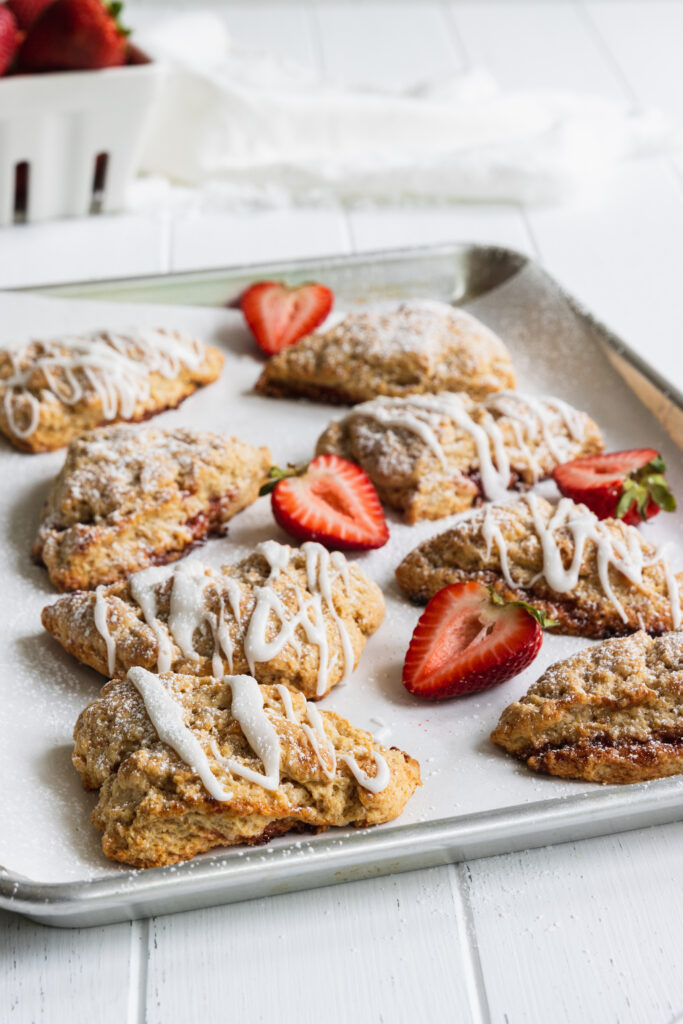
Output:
[{"xmin": 2, "ymin": 3, "xmax": 683, "ymax": 1021}]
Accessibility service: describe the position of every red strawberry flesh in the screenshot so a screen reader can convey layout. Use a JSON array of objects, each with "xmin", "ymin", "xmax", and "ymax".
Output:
[
  {"xmin": 241, "ymin": 281, "xmax": 333, "ymax": 356},
  {"xmin": 0, "ymin": 7, "xmax": 20, "ymax": 75},
  {"xmin": 402, "ymin": 582, "xmax": 543, "ymax": 700},
  {"xmin": 271, "ymin": 454, "xmax": 389, "ymax": 550},
  {"xmin": 552, "ymin": 447, "xmax": 675, "ymax": 525}
]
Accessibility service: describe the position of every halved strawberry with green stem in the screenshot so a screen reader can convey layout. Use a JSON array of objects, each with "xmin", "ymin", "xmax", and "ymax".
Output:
[
  {"xmin": 241, "ymin": 280, "xmax": 333, "ymax": 356},
  {"xmin": 265, "ymin": 454, "xmax": 389, "ymax": 550},
  {"xmin": 402, "ymin": 582, "xmax": 555, "ymax": 700},
  {"xmin": 553, "ymin": 448, "xmax": 676, "ymax": 525}
]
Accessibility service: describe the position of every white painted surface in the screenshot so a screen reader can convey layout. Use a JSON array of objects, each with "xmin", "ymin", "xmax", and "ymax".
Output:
[{"xmin": 3, "ymin": 3, "xmax": 683, "ymax": 1022}]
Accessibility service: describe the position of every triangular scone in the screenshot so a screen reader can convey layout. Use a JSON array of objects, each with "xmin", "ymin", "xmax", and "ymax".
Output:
[
  {"xmin": 316, "ymin": 391, "xmax": 603, "ymax": 522},
  {"xmin": 42, "ymin": 540, "xmax": 385, "ymax": 700},
  {"xmin": 255, "ymin": 301, "xmax": 515, "ymax": 404},
  {"xmin": 73, "ymin": 670, "xmax": 421, "ymax": 868},
  {"xmin": 0, "ymin": 327, "xmax": 224, "ymax": 453},
  {"xmin": 491, "ymin": 631, "xmax": 683, "ymax": 784},
  {"xmin": 396, "ymin": 495, "xmax": 682, "ymax": 638},
  {"xmin": 33, "ymin": 426, "xmax": 271, "ymax": 592}
]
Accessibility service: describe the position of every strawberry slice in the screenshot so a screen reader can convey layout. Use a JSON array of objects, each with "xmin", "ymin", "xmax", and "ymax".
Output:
[
  {"xmin": 241, "ymin": 281, "xmax": 333, "ymax": 356},
  {"xmin": 402, "ymin": 582, "xmax": 552, "ymax": 700},
  {"xmin": 553, "ymin": 448, "xmax": 676, "ymax": 525},
  {"xmin": 0, "ymin": 7, "xmax": 21, "ymax": 75},
  {"xmin": 266, "ymin": 454, "xmax": 389, "ymax": 550}
]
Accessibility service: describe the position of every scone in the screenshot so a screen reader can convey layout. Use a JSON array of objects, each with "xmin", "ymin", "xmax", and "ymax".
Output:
[
  {"xmin": 396, "ymin": 495, "xmax": 682, "ymax": 637},
  {"xmin": 42, "ymin": 540, "xmax": 385, "ymax": 700},
  {"xmin": 0, "ymin": 327, "xmax": 224, "ymax": 452},
  {"xmin": 73, "ymin": 670, "xmax": 421, "ymax": 868},
  {"xmin": 255, "ymin": 301, "xmax": 516, "ymax": 404},
  {"xmin": 491, "ymin": 631, "xmax": 683, "ymax": 784},
  {"xmin": 33, "ymin": 426, "xmax": 271, "ymax": 592},
  {"xmin": 316, "ymin": 391, "xmax": 603, "ymax": 522}
]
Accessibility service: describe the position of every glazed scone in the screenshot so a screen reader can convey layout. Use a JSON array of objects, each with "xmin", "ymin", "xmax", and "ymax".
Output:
[
  {"xmin": 0, "ymin": 327, "xmax": 224, "ymax": 452},
  {"xmin": 33, "ymin": 426, "xmax": 271, "ymax": 591},
  {"xmin": 316, "ymin": 391, "xmax": 603, "ymax": 522},
  {"xmin": 255, "ymin": 301, "xmax": 516, "ymax": 404},
  {"xmin": 73, "ymin": 670, "xmax": 421, "ymax": 868},
  {"xmin": 491, "ymin": 631, "xmax": 683, "ymax": 784},
  {"xmin": 42, "ymin": 540, "xmax": 385, "ymax": 700},
  {"xmin": 396, "ymin": 495, "xmax": 682, "ymax": 638}
]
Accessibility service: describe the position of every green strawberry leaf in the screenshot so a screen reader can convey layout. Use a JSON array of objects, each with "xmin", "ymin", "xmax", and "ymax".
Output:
[
  {"xmin": 488, "ymin": 588, "xmax": 558, "ymax": 629},
  {"xmin": 616, "ymin": 452, "xmax": 676, "ymax": 521},
  {"xmin": 259, "ymin": 463, "xmax": 308, "ymax": 497}
]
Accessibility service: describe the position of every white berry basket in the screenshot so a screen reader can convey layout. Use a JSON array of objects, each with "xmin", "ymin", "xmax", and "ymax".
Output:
[{"xmin": 0, "ymin": 49, "xmax": 163, "ymax": 226}]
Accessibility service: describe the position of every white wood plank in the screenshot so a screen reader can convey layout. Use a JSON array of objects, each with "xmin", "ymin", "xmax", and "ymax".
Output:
[
  {"xmin": 451, "ymin": 0, "xmax": 624, "ymax": 96},
  {"xmin": 0, "ymin": 909, "xmax": 133, "ymax": 1023},
  {"xmin": 585, "ymin": 1, "xmax": 683, "ymax": 126},
  {"xmin": 169, "ymin": 206, "xmax": 350, "ymax": 272},
  {"xmin": 463, "ymin": 822, "xmax": 683, "ymax": 1023},
  {"xmin": 0, "ymin": 213, "xmax": 169, "ymax": 289},
  {"xmin": 347, "ymin": 204, "xmax": 532, "ymax": 256},
  {"xmin": 145, "ymin": 868, "xmax": 478, "ymax": 1024},
  {"xmin": 314, "ymin": 0, "xmax": 462, "ymax": 89},
  {"xmin": 523, "ymin": 157, "xmax": 683, "ymax": 391}
]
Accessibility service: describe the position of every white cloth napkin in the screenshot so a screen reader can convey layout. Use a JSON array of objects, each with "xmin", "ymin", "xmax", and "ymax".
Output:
[{"xmin": 134, "ymin": 12, "xmax": 672, "ymax": 207}]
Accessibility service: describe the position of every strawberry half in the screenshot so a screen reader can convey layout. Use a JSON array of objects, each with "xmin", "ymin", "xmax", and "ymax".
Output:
[
  {"xmin": 7, "ymin": 0, "xmax": 55, "ymax": 31},
  {"xmin": 553, "ymin": 448, "xmax": 676, "ymax": 525},
  {"xmin": 402, "ymin": 582, "xmax": 552, "ymax": 700},
  {"xmin": 266, "ymin": 454, "xmax": 389, "ymax": 550},
  {"xmin": 0, "ymin": 7, "xmax": 21, "ymax": 75},
  {"xmin": 241, "ymin": 281, "xmax": 333, "ymax": 356},
  {"xmin": 17, "ymin": 0, "xmax": 129, "ymax": 73}
]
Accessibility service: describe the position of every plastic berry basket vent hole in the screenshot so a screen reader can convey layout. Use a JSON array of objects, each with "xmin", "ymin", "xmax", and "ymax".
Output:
[{"xmin": 0, "ymin": 49, "xmax": 162, "ymax": 227}]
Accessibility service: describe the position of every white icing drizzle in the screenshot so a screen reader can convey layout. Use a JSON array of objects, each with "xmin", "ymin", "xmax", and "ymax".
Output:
[
  {"xmin": 94, "ymin": 585, "xmax": 116, "ymax": 677},
  {"xmin": 273, "ymin": 683, "xmax": 388, "ymax": 792},
  {"xmin": 93, "ymin": 543, "xmax": 354, "ymax": 696},
  {"xmin": 244, "ymin": 541, "xmax": 354, "ymax": 697},
  {"xmin": 2, "ymin": 328, "xmax": 205, "ymax": 440},
  {"xmin": 128, "ymin": 564, "xmax": 177, "ymax": 673},
  {"xmin": 210, "ymin": 675, "xmax": 281, "ymax": 790},
  {"xmin": 128, "ymin": 666, "xmax": 233, "ymax": 802},
  {"xmin": 338, "ymin": 752, "xmax": 391, "ymax": 794},
  {"xmin": 128, "ymin": 669, "xmax": 389, "ymax": 803},
  {"xmin": 334, "ymin": 390, "xmax": 589, "ymax": 498},
  {"xmin": 485, "ymin": 391, "xmax": 586, "ymax": 466},
  {"xmin": 482, "ymin": 495, "xmax": 682, "ymax": 627}
]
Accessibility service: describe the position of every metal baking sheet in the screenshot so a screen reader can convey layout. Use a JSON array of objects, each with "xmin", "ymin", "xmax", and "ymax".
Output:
[{"xmin": 2, "ymin": 243, "xmax": 683, "ymax": 928}]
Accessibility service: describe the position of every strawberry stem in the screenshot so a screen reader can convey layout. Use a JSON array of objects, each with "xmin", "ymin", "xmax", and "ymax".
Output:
[
  {"xmin": 616, "ymin": 454, "xmax": 676, "ymax": 521},
  {"xmin": 488, "ymin": 588, "xmax": 558, "ymax": 629},
  {"xmin": 259, "ymin": 462, "xmax": 308, "ymax": 496}
]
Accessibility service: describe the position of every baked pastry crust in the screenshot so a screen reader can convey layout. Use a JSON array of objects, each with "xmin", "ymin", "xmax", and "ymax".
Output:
[
  {"xmin": 0, "ymin": 327, "xmax": 224, "ymax": 453},
  {"xmin": 491, "ymin": 631, "xmax": 683, "ymax": 784},
  {"xmin": 42, "ymin": 541, "xmax": 385, "ymax": 700},
  {"xmin": 396, "ymin": 496, "xmax": 683, "ymax": 637},
  {"xmin": 316, "ymin": 391, "xmax": 603, "ymax": 522},
  {"xmin": 33, "ymin": 426, "xmax": 271, "ymax": 591},
  {"xmin": 255, "ymin": 301, "xmax": 516, "ymax": 404},
  {"xmin": 73, "ymin": 673, "xmax": 421, "ymax": 868}
]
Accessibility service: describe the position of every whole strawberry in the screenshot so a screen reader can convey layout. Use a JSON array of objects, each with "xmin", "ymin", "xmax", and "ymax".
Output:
[
  {"xmin": 7, "ymin": 0, "xmax": 55, "ymax": 31},
  {"xmin": 17, "ymin": 0, "xmax": 129, "ymax": 72},
  {"xmin": 0, "ymin": 6, "xmax": 20, "ymax": 76},
  {"xmin": 553, "ymin": 449, "xmax": 676, "ymax": 525}
]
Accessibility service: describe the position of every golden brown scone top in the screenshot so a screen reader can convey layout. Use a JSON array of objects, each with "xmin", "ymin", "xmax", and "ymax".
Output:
[
  {"xmin": 42, "ymin": 540, "xmax": 385, "ymax": 700},
  {"xmin": 491, "ymin": 631, "xmax": 683, "ymax": 784},
  {"xmin": 0, "ymin": 327, "xmax": 224, "ymax": 452},
  {"xmin": 255, "ymin": 301, "xmax": 516, "ymax": 404},
  {"xmin": 33, "ymin": 425, "xmax": 270, "ymax": 591},
  {"xmin": 74, "ymin": 672, "xmax": 421, "ymax": 868},
  {"xmin": 316, "ymin": 391, "xmax": 603, "ymax": 522},
  {"xmin": 396, "ymin": 495, "xmax": 683, "ymax": 638}
]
